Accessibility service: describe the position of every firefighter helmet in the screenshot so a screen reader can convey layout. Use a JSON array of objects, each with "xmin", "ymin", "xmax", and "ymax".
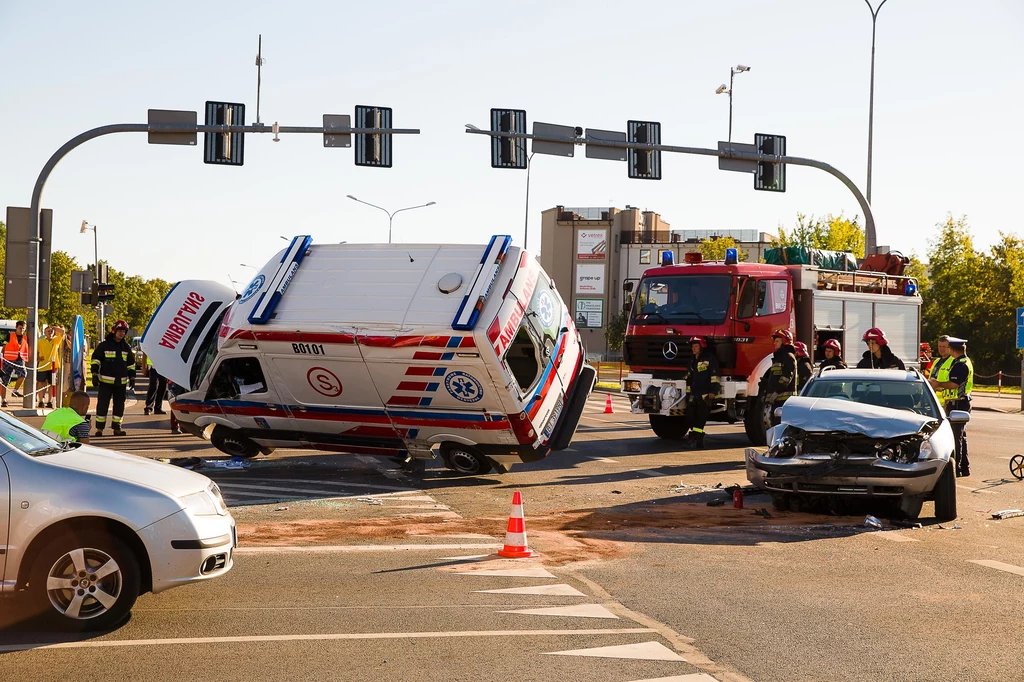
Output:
[
  {"xmin": 689, "ymin": 336, "xmax": 707, "ymax": 349},
  {"xmin": 771, "ymin": 329, "xmax": 793, "ymax": 344},
  {"xmin": 862, "ymin": 327, "xmax": 888, "ymax": 345},
  {"xmin": 794, "ymin": 341, "xmax": 809, "ymax": 358},
  {"xmin": 823, "ymin": 339, "xmax": 842, "ymax": 355},
  {"xmin": 112, "ymin": 319, "xmax": 129, "ymax": 332}
]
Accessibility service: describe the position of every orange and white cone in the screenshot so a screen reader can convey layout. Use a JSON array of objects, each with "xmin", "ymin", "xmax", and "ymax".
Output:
[
  {"xmin": 604, "ymin": 393, "xmax": 614, "ymax": 414},
  {"xmin": 498, "ymin": 491, "xmax": 536, "ymax": 558}
]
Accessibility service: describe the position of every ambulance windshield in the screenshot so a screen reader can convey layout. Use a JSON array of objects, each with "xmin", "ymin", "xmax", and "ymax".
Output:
[
  {"xmin": 190, "ymin": 308, "xmax": 229, "ymax": 390},
  {"xmin": 506, "ymin": 273, "xmax": 562, "ymax": 394}
]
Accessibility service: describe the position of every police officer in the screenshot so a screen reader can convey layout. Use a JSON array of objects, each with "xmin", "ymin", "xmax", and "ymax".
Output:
[
  {"xmin": 818, "ymin": 339, "xmax": 847, "ymax": 371},
  {"xmin": 91, "ymin": 320, "xmax": 136, "ymax": 436},
  {"xmin": 856, "ymin": 328, "xmax": 906, "ymax": 369},
  {"xmin": 682, "ymin": 337, "xmax": 720, "ymax": 449},
  {"xmin": 40, "ymin": 391, "xmax": 92, "ymax": 444},
  {"xmin": 763, "ymin": 329, "xmax": 798, "ymax": 425},
  {"xmin": 931, "ymin": 337, "xmax": 973, "ymax": 477},
  {"xmin": 928, "ymin": 335, "xmax": 953, "ymax": 383},
  {"xmin": 794, "ymin": 342, "xmax": 814, "ymax": 391}
]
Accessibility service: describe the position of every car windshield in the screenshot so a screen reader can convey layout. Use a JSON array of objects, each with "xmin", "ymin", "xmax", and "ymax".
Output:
[
  {"xmin": 0, "ymin": 409, "xmax": 65, "ymax": 456},
  {"xmin": 804, "ymin": 378, "xmax": 940, "ymax": 418},
  {"xmin": 190, "ymin": 308, "xmax": 230, "ymax": 391},
  {"xmin": 632, "ymin": 275, "xmax": 731, "ymax": 324}
]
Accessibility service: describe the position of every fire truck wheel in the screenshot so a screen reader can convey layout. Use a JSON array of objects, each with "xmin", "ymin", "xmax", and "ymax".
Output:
[
  {"xmin": 648, "ymin": 414, "xmax": 688, "ymax": 440},
  {"xmin": 743, "ymin": 397, "xmax": 771, "ymax": 446},
  {"xmin": 211, "ymin": 426, "xmax": 262, "ymax": 459},
  {"xmin": 440, "ymin": 443, "xmax": 493, "ymax": 475}
]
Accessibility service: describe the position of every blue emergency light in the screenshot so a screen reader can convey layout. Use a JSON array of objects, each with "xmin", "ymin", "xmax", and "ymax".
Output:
[
  {"xmin": 661, "ymin": 251, "xmax": 674, "ymax": 266},
  {"xmin": 724, "ymin": 247, "xmax": 739, "ymax": 265},
  {"xmin": 904, "ymin": 281, "xmax": 917, "ymax": 296}
]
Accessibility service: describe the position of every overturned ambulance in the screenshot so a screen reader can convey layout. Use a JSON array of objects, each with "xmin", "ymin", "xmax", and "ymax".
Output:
[{"xmin": 141, "ymin": 235, "xmax": 595, "ymax": 474}]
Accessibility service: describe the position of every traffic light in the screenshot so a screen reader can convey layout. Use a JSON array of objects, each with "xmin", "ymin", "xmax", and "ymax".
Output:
[
  {"xmin": 627, "ymin": 120, "xmax": 662, "ymax": 180},
  {"xmin": 97, "ymin": 284, "xmax": 115, "ymax": 303},
  {"xmin": 490, "ymin": 109, "xmax": 527, "ymax": 169},
  {"xmin": 754, "ymin": 133, "xmax": 786, "ymax": 192},
  {"xmin": 204, "ymin": 101, "xmax": 246, "ymax": 166},
  {"xmin": 81, "ymin": 292, "xmax": 93, "ymax": 306},
  {"xmin": 354, "ymin": 105, "xmax": 392, "ymax": 167}
]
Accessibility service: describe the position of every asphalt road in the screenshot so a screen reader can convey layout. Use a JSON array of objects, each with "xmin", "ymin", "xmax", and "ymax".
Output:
[{"xmin": 2, "ymin": 391, "xmax": 1023, "ymax": 681}]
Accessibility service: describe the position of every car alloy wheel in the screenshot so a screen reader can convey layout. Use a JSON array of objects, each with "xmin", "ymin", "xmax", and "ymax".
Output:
[{"xmin": 46, "ymin": 547, "xmax": 123, "ymax": 621}]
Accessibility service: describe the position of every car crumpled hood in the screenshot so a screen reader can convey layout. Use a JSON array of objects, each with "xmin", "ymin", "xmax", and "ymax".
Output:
[
  {"xmin": 39, "ymin": 445, "xmax": 212, "ymax": 499},
  {"xmin": 779, "ymin": 396, "xmax": 938, "ymax": 439}
]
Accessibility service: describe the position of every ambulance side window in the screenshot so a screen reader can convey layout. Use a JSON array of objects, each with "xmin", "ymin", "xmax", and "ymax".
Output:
[
  {"xmin": 505, "ymin": 327, "xmax": 541, "ymax": 393},
  {"xmin": 206, "ymin": 357, "xmax": 268, "ymax": 400}
]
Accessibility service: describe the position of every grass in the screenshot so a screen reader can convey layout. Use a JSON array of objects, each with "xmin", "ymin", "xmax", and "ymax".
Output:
[
  {"xmin": 974, "ymin": 384, "xmax": 1021, "ymax": 395},
  {"xmin": 595, "ymin": 381, "xmax": 622, "ymax": 391}
]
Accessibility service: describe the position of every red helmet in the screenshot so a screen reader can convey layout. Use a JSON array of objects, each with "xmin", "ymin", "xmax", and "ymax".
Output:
[
  {"xmin": 824, "ymin": 339, "xmax": 842, "ymax": 355},
  {"xmin": 794, "ymin": 341, "xmax": 809, "ymax": 358},
  {"xmin": 862, "ymin": 327, "xmax": 888, "ymax": 345},
  {"xmin": 771, "ymin": 329, "xmax": 793, "ymax": 344},
  {"xmin": 112, "ymin": 320, "xmax": 129, "ymax": 332},
  {"xmin": 689, "ymin": 336, "xmax": 707, "ymax": 349}
]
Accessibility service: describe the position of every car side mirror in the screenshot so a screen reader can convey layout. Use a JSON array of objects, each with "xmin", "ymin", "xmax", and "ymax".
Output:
[
  {"xmin": 947, "ymin": 410, "xmax": 971, "ymax": 424},
  {"xmin": 774, "ymin": 407, "xmax": 784, "ymax": 419}
]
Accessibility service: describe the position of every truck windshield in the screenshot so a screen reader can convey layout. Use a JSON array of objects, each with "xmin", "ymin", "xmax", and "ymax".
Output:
[
  {"xmin": 632, "ymin": 275, "xmax": 732, "ymax": 324},
  {"xmin": 190, "ymin": 308, "xmax": 229, "ymax": 391}
]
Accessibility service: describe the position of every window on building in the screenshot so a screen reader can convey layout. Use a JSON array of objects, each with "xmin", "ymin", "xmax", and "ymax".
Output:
[{"xmin": 639, "ymin": 250, "xmax": 651, "ymax": 265}]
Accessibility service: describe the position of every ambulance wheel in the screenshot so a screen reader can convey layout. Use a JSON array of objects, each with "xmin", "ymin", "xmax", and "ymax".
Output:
[
  {"xmin": 211, "ymin": 426, "xmax": 261, "ymax": 459},
  {"xmin": 440, "ymin": 443, "xmax": 493, "ymax": 475},
  {"xmin": 648, "ymin": 414, "xmax": 687, "ymax": 440}
]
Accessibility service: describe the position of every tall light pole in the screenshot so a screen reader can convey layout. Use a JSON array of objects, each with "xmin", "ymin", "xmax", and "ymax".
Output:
[
  {"xmin": 864, "ymin": 0, "xmax": 889, "ymax": 208},
  {"xmin": 346, "ymin": 196, "xmax": 436, "ymax": 244},
  {"xmin": 524, "ymin": 152, "xmax": 536, "ymax": 251},
  {"xmin": 716, "ymin": 64, "xmax": 751, "ymax": 145},
  {"xmin": 240, "ymin": 263, "xmax": 258, "ymax": 272},
  {"xmin": 79, "ymin": 220, "xmax": 102, "ymax": 339}
]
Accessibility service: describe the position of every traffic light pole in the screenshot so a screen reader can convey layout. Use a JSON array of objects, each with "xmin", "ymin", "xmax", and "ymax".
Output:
[
  {"xmin": 24, "ymin": 120, "xmax": 420, "ymax": 409},
  {"xmin": 464, "ymin": 127, "xmax": 878, "ymax": 256}
]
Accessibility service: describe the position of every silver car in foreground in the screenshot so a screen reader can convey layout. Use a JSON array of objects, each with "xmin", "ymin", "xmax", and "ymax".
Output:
[
  {"xmin": 1, "ymin": 411, "xmax": 235, "ymax": 630},
  {"xmin": 746, "ymin": 369, "xmax": 966, "ymax": 521}
]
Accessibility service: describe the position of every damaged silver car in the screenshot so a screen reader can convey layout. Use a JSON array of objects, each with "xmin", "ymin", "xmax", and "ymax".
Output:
[{"xmin": 746, "ymin": 369, "xmax": 966, "ymax": 521}]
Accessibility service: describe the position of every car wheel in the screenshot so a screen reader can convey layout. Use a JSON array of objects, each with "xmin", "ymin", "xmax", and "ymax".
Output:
[
  {"xmin": 743, "ymin": 397, "xmax": 771, "ymax": 446},
  {"xmin": 933, "ymin": 462, "xmax": 958, "ymax": 522},
  {"xmin": 211, "ymin": 426, "xmax": 262, "ymax": 459},
  {"xmin": 649, "ymin": 414, "xmax": 688, "ymax": 440},
  {"xmin": 440, "ymin": 443, "xmax": 493, "ymax": 475},
  {"xmin": 30, "ymin": 532, "xmax": 141, "ymax": 631}
]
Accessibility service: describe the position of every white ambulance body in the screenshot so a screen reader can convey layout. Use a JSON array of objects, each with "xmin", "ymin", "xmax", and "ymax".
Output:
[{"xmin": 141, "ymin": 235, "xmax": 596, "ymax": 474}]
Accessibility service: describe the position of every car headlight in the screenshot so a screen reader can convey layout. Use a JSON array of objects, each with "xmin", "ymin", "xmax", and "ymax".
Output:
[
  {"xmin": 623, "ymin": 380, "xmax": 642, "ymax": 393},
  {"xmin": 918, "ymin": 438, "xmax": 935, "ymax": 460},
  {"xmin": 181, "ymin": 482, "xmax": 229, "ymax": 516}
]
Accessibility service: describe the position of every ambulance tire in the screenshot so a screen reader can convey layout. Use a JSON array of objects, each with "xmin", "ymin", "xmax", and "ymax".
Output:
[
  {"xmin": 648, "ymin": 414, "xmax": 688, "ymax": 440},
  {"xmin": 211, "ymin": 426, "xmax": 262, "ymax": 459},
  {"xmin": 440, "ymin": 443, "xmax": 493, "ymax": 476}
]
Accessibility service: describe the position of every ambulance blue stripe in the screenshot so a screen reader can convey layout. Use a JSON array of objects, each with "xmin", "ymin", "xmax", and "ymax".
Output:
[
  {"xmin": 452, "ymin": 234, "xmax": 512, "ymax": 332},
  {"xmin": 442, "ymin": 353, "xmax": 454, "ymax": 360},
  {"xmin": 141, "ymin": 281, "xmax": 182, "ymax": 343},
  {"xmin": 426, "ymin": 383, "xmax": 439, "ymax": 392},
  {"xmin": 250, "ymin": 235, "xmax": 312, "ymax": 325},
  {"xmin": 432, "ymin": 368, "xmax": 446, "ymax": 377},
  {"xmin": 173, "ymin": 398, "xmax": 494, "ymax": 422}
]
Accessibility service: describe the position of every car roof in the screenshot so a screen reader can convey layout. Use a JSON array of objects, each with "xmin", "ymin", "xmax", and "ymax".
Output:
[{"xmin": 811, "ymin": 369, "xmax": 922, "ymax": 382}]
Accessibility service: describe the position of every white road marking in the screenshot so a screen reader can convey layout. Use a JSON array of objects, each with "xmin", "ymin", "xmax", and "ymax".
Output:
[
  {"xmin": 627, "ymin": 675, "xmax": 721, "ymax": 682},
  {"xmin": 476, "ymin": 584, "xmax": 587, "ymax": 597},
  {"xmin": 634, "ymin": 469, "xmax": 667, "ymax": 478},
  {"xmin": 216, "ymin": 477, "xmax": 416, "ymax": 493},
  {"xmin": 968, "ymin": 560, "xmax": 1024, "ymax": 577},
  {"xmin": 499, "ymin": 604, "xmax": 619, "ymax": 619},
  {"xmin": 218, "ymin": 483, "xmax": 407, "ymax": 498},
  {"xmin": 957, "ymin": 485, "xmax": 995, "ymax": 495},
  {"xmin": 390, "ymin": 504, "xmax": 451, "ymax": 510},
  {"xmin": 545, "ymin": 641, "xmax": 686, "ymax": 661},
  {"xmin": 235, "ymin": 543, "xmax": 501, "ymax": 554},
  {"xmin": 0, "ymin": 629, "xmax": 655, "ymax": 653},
  {"xmin": 455, "ymin": 566, "xmax": 557, "ymax": 578},
  {"xmin": 438, "ymin": 554, "xmax": 493, "ymax": 561},
  {"xmin": 873, "ymin": 533, "xmax": 920, "ymax": 543},
  {"xmin": 590, "ymin": 457, "xmax": 620, "ymax": 464}
]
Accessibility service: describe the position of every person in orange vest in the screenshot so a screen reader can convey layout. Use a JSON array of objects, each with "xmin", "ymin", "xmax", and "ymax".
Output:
[{"xmin": 1, "ymin": 321, "xmax": 30, "ymax": 408}]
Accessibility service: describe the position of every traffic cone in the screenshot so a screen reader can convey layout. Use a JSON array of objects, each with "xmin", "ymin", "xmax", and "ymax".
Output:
[
  {"xmin": 498, "ymin": 491, "xmax": 536, "ymax": 558},
  {"xmin": 603, "ymin": 393, "xmax": 614, "ymax": 414}
]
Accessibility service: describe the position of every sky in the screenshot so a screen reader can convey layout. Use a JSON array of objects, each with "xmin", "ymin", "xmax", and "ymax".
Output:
[{"xmin": 1, "ymin": 0, "xmax": 1022, "ymax": 290}]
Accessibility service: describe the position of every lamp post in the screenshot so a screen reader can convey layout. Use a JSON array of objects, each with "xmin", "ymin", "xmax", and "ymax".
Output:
[
  {"xmin": 240, "ymin": 263, "xmax": 258, "ymax": 272},
  {"xmin": 79, "ymin": 220, "xmax": 102, "ymax": 338},
  {"xmin": 716, "ymin": 64, "xmax": 750, "ymax": 145},
  {"xmin": 524, "ymin": 152, "xmax": 536, "ymax": 251},
  {"xmin": 864, "ymin": 0, "xmax": 889, "ymax": 208},
  {"xmin": 346, "ymin": 196, "xmax": 436, "ymax": 244}
]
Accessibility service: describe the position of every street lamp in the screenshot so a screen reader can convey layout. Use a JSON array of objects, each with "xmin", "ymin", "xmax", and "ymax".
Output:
[
  {"xmin": 79, "ymin": 220, "xmax": 103, "ymax": 337},
  {"xmin": 524, "ymin": 152, "xmax": 536, "ymax": 251},
  {"xmin": 716, "ymin": 64, "xmax": 751, "ymax": 145},
  {"xmin": 346, "ymin": 195, "xmax": 437, "ymax": 244},
  {"xmin": 864, "ymin": 0, "xmax": 889, "ymax": 207},
  {"xmin": 240, "ymin": 263, "xmax": 258, "ymax": 272}
]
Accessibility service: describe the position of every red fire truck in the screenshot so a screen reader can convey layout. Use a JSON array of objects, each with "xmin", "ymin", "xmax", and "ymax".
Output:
[{"xmin": 621, "ymin": 250, "xmax": 922, "ymax": 445}]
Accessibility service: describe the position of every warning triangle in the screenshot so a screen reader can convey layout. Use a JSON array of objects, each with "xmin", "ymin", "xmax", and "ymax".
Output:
[
  {"xmin": 499, "ymin": 604, "xmax": 618, "ymax": 619},
  {"xmin": 475, "ymin": 584, "xmax": 586, "ymax": 596},
  {"xmin": 545, "ymin": 641, "xmax": 686, "ymax": 661}
]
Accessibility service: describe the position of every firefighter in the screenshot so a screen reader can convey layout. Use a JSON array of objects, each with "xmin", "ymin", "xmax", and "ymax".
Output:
[
  {"xmin": 762, "ymin": 329, "xmax": 797, "ymax": 425},
  {"xmin": 856, "ymin": 328, "xmax": 906, "ymax": 369},
  {"xmin": 682, "ymin": 337, "xmax": 720, "ymax": 449},
  {"xmin": 818, "ymin": 339, "xmax": 847, "ymax": 371},
  {"xmin": 919, "ymin": 342, "xmax": 934, "ymax": 375},
  {"xmin": 931, "ymin": 337, "xmax": 973, "ymax": 477},
  {"xmin": 794, "ymin": 341, "xmax": 814, "ymax": 392},
  {"xmin": 91, "ymin": 320, "xmax": 135, "ymax": 436}
]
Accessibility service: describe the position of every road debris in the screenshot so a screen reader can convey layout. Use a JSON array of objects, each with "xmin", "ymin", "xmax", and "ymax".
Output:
[
  {"xmin": 752, "ymin": 508, "xmax": 772, "ymax": 519},
  {"xmin": 890, "ymin": 519, "xmax": 923, "ymax": 529},
  {"xmin": 274, "ymin": 506, "xmax": 289, "ymax": 512},
  {"xmin": 991, "ymin": 509, "xmax": 1024, "ymax": 520},
  {"xmin": 706, "ymin": 499, "xmax": 726, "ymax": 507},
  {"xmin": 357, "ymin": 497, "xmax": 384, "ymax": 506},
  {"xmin": 864, "ymin": 515, "xmax": 883, "ymax": 529},
  {"xmin": 205, "ymin": 458, "xmax": 251, "ymax": 470}
]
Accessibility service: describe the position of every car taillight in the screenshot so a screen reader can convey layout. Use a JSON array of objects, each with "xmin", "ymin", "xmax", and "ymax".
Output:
[{"xmin": 508, "ymin": 410, "xmax": 536, "ymax": 445}]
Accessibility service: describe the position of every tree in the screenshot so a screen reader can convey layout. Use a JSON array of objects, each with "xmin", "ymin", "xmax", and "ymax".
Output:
[
  {"xmin": 699, "ymin": 236, "xmax": 749, "ymax": 262},
  {"xmin": 43, "ymin": 251, "xmax": 82, "ymax": 329},
  {"xmin": 773, "ymin": 213, "xmax": 865, "ymax": 257},
  {"xmin": 604, "ymin": 311, "xmax": 628, "ymax": 354}
]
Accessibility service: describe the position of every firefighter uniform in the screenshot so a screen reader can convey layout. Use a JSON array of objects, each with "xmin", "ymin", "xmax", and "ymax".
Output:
[
  {"xmin": 91, "ymin": 334, "xmax": 136, "ymax": 435},
  {"xmin": 818, "ymin": 356, "xmax": 847, "ymax": 371},
  {"xmin": 683, "ymin": 346, "xmax": 720, "ymax": 449},
  {"xmin": 764, "ymin": 344, "xmax": 798, "ymax": 424}
]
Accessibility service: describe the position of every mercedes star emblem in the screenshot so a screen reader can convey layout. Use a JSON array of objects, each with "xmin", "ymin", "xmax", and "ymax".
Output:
[{"xmin": 662, "ymin": 341, "xmax": 679, "ymax": 360}]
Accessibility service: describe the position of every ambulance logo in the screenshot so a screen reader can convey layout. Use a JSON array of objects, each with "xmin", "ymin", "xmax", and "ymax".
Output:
[
  {"xmin": 537, "ymin": 290, "xmax": 556, "ymax": 329},
  {"xmin": 445, "ymin": 371, "xmax": 483, "ymax": 403},
  {"xmin": 240, "ymin": 274, "xmax": 265, "ymax": 303}
]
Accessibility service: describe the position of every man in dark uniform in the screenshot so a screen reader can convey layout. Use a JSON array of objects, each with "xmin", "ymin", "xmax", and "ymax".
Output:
[
  {"xmin": 818, "ymin": 339, "xmax": 847, "ymax": 371},
  {"xmin": 763, "ymin": 329, "xmax": 798, "ymax": 426},
  {"xmin": 856, "ymin": 328, "xmax": 906, "ymax": 369},
  {"xmin": 91, "ymin": 320, "xmax": 136, "ymax": 436},
  {"xmin": 794, "ymin": 342, "xmax": 814, "ymax": 392},
  {"xmin": 682, "ymin": 337, "xmax": 720, "ymax": 449},
  {"xmin": 932, "ymin": 337, "xmax": 973, "ymax": 477}
]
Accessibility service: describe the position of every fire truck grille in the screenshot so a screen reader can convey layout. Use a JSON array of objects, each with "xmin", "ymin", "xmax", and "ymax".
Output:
[{"xmin": 623, "ymin": 337, "xmax": 694, "ymax": 368}]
